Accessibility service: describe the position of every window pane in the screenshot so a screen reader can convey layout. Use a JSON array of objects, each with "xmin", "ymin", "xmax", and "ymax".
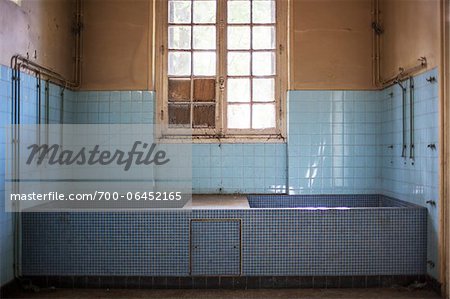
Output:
[
  {"xmin": 252, "ymin": 52, "xmax": 275, "ymax": 76},
  {"xmin": 169, "ymin": 79, "xmax": 191, "ymax": 102},
  {"xmin": 227, "ymin": 26, "xmax": 250, "ymax": 50},
  {"xmin": 227, "ymin": 78, "xmax": 250, "ymax": 102},
  {"xmin": 193, "ymin": 52, "xmax": 216, "ymax": 76},
  {"xmin": 252, "ymin": 26, "xmax": 275, "ymax": 49},
  {"xmin": 169, "ymin": 26, "xmax": 191, "ymax": 49},
  {"xmin": 194, "ymin": 79, "xmax": 216, "ymax": 102},
  {"xmin": 253, "ymin": 78, "xmax": 274, "ymax": 102},
  {"xmin": 168, "ymin": 52, "xmax": 191, "ymax": 76},
  {"xmin": 193, "ymin": 104, "xmax": 215, "ymax": 128},
  {"xmin": 169, "ymin": 0, "xmax": 191, "ymax": 24},
  {"xmin": 227, "ymin": 0, "xmax": 250, "ymax": 24},
  {"xmin": 169, "ymin": 104, "xmax": 191, "ymax": 126},
  {"xmin": 193, "ymin": 26, "xmax": 216, "ymax": 49},
  {"xmin": 227, "ymin": 52, "xmax": 250, "ymax": 76},
  {"xmin": 252, "ymin": 0, "xmax": 275, "ymax": 23},
  {"xmin": 228, "ymin": 104, "xmax": 250, "ymax": 129},
  {"xmin": 252, "ymin": 103, "xmax": 275, "ymax": 129},
  {"xmin": 193, "ymin": 0, "xmax": 216, "ymax": 23}
]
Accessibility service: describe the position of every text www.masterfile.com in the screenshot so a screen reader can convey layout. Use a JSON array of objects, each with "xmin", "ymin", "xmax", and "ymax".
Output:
[{"xmin": 10, "ymin": 191, "xmax": 183, "ymax": 201}]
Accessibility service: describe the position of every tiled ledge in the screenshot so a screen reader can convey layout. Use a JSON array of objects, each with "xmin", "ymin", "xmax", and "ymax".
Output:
[{"xmin": 20, "ymin": 275, "xmax": 430, "ymax": 290}]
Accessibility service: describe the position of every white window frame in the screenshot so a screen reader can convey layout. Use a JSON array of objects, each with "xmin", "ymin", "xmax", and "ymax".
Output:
[{"xmin": 155, "ymin": 0, "xmax": 288, "ymax": 142}]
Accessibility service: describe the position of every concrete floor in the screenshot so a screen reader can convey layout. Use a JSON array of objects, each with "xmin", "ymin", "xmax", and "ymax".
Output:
[{"xmin": 4, "ymin": 288, "xmax": 441, "ymax": 299}]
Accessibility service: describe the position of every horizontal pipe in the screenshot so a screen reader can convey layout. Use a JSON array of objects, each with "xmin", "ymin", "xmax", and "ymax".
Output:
[{"xmin": 381, "ymin": 57, "xmax": 427, "ymax": 88}]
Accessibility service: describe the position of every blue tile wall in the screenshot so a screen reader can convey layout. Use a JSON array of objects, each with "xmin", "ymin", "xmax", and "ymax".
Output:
[
  {"xmin": 378, "ymin": 69, "xmax": 440, "ymax": 278},
  {"xmin": 0, "ymin": 65, "xmax": 13, "ymax": 286},
  {"xmin": 0, "ymin": 62, "xmax": 440, "ymax": 284},
  {"xmin": 73, "ymin": 91, "xmax": 154, "ymax": 124},
  {"xmin": 71, "ymin": 91, "xmax": 287, "ymax": 194},
  {"xmin": 0, "ymin": 64, "xmax": 72, "ymax": 286},
  {"xmin": 287, "ymin": 90, "xmax": 380, "ymax": 194},
  {"xmin": 192, "ymin": 143, "xmax": 287, "ymax": 194}
]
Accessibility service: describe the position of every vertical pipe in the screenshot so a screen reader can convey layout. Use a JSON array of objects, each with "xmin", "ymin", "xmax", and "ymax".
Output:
[
  {"xmin": 60, "ymin": 87, "xmax": 65, "ymax": 124},
  {"xmin": 37, "ymin": 72, "xmax": 42, "ymax": 145},
  {"xmin": 398, "ymin": 81, "xmax": 407, "ymax": 158},
  {"xmin": 13, "ymin": 63, "xmax": 22, "ymax": 278},
  {"xmin": 409, "ymin": 77, "xmax": 415, "ymax": 160},
  {"xmin": 10, "ymin": 58, "xmax": 18, "ymax": 279},
  {"xmin": 60, "ymin": 87, "xmax": 65, "ymax": 146},
  {"xmin": 45, "ymin": 80, "xmax": 50, "ymax": 145}
]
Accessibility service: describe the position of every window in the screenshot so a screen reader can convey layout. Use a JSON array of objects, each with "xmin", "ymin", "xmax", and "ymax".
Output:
[{"xmin": 156, "ymin": 0, "xmax": 287, "ymax": 140}]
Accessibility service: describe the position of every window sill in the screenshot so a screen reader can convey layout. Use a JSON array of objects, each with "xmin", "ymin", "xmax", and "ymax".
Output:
[{"xmin": 158, "ymin": 134, "xmax": 286, "ymax": 144}]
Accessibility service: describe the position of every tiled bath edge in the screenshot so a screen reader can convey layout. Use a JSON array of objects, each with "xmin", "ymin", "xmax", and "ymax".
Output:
[{"xmin": 18, "ymin": 275, "xmax": 430, "ymax": 290}]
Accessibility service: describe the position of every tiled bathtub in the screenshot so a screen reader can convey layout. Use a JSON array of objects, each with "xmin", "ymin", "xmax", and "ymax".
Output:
[{"xmin": 22, "ymin": 194, "xmax": 427, "ymax": 289}]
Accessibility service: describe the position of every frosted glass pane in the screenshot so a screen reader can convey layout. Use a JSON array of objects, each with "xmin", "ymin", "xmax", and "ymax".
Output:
[
  {"xmin": 168, "ymin": 104, "xmax": 191, "ymax": 126},
  {"xmin": 252, "ymin": 52, "xmax": 275, "ymax": 76},
  {"xmin": 252, "ymin": 0, "xmax": 275, "ymax": 23},
  {"xmin": 193, "ymin": 0, "xmax": 216, "ymax": 23},
  {"xmin": 252, "ymin": 26, "xmax": 275, "ymax": 49},
  {"xmin": 168, "ymin": 79, "xmax": 191, "ymax": 102},
  {"xmin": 168, "ymin": 26, "xmax": 191, "ymax": 49},
  {"xmin": 227, "ymin": 0, "xmax": 250, "ymax": 24},
  {"xmin": 252, "ymin": 103, "xmax": 275, "ymax": 128},
  {"xmin": 227, "ymin": 26, "xmax": 250, "ymax": 50},
  {"xmin": 193, "ymin": 104, "xmax": 215, "ymax": 128},
  {"xmin": 227, "ymin": 78, "xmax": 250, "ymax": 102},
  {"xmin": 227, "ymin": 52, "xmax": 250, "ymax": 76},
  {"xmin": 193, "ymin": 26, "xmax": 216, "ymax": 49},
  {"xmin": 194, "ymin": 79, "xmax": 216, "ymax": 102},
  {"xmin": 228, "ymin": 104, "xmax": 250, "ymax": 129},
  {"xmin": 253, "ymin": 78, "xmax": 274, "ymax": 102},
  {"xmin": 168, "ymin": 52, "xmax": 191, "ymax": 76},
  {"xmin": 193, "ymin": 52, "xmax": 216, "ymax": 76},
  {"xmin": 169, "ymin": 0, "xmax": 191, "ymax": 23}
]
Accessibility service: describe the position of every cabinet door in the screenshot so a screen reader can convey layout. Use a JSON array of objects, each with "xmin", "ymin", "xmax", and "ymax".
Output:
[{"xmin": 190, "ymin": 219, "xmax": 241, "ymax": 276}]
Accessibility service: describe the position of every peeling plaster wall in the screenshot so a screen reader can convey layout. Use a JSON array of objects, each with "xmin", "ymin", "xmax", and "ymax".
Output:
[{"xmin": 0, "ymin": 0, "xmax": 76, "ymax": 80}]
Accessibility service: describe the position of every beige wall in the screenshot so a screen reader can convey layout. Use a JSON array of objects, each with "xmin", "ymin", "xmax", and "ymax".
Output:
[
  {"xmin": 81, "ymin": 0, "xmax": 374, "ymax": 91},
  {"xmin": 290, "ymin": 0, "xmax": 375, "ymax": 90},
  {"xmin": 4, "ymin": 0, "xmax": 434, "ymax": 91},
  {"xmin": 81, "ymin": 0, "xmax": 153, "ymax": 91},
  {"xmin": 0, "ymin": 0, "xmax": 76, "ymax": 80},
  {"xmin": 379, "ymin": 0, "xmax": 440, "ymax": 80}
]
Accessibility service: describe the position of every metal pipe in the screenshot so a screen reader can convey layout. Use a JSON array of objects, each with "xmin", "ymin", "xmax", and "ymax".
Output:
[
  {"xmin": 382, "ymin": 57, "xmax": 427, "ymax": 88},
  {"xmin": 74, "ymin": 0, "xmax": 83, "ymax": 87},
  {"xmin": 15, "ymin": 63, "xmax": 22, "ymax": 278},
  {"xmin": 409, "ymin": 77, "xmax": 415, "ymax": 160},
  {"xmin": 37, "ymin": 72, "xmax": 42, "ymax": 145},
  {"xmin": 12, "ymin": 54, "xmax": 79, "ymax": 90},
  {"xmin": 15, "ymin": 59, "xmax": 68, "ymax": 88},
  {"xmin": 45, "ymin": 80, "xmax": 50, "ymax": 145},
  {"xmin": 397, "ymin": 80, "xmax": 407, "ymax": 158},
  {"xmin": 372, "ymin": 0, "xmax": 381, "ymax": 87},
  {"xmin": 60, "ymin": 87, "xmax": 65, "ymax": 146},
  {"xmin": 9, "ymin": 59, "xmax": 22, "ymax": 280}
]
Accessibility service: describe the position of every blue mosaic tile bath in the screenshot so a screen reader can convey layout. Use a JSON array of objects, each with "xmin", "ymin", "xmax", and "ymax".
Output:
[
  {"xmin": 247, "ymin": 194, "xmax": 417, "ymax": 208},
  {"xmin": 22, "ymin": 195, "xmax": 427, "ymax": 277}
]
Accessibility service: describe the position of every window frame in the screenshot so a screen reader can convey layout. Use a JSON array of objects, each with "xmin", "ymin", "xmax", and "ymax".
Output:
[{"xmin": 155, "ymin": 0, "xmax": 288, "ymax": 142}]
